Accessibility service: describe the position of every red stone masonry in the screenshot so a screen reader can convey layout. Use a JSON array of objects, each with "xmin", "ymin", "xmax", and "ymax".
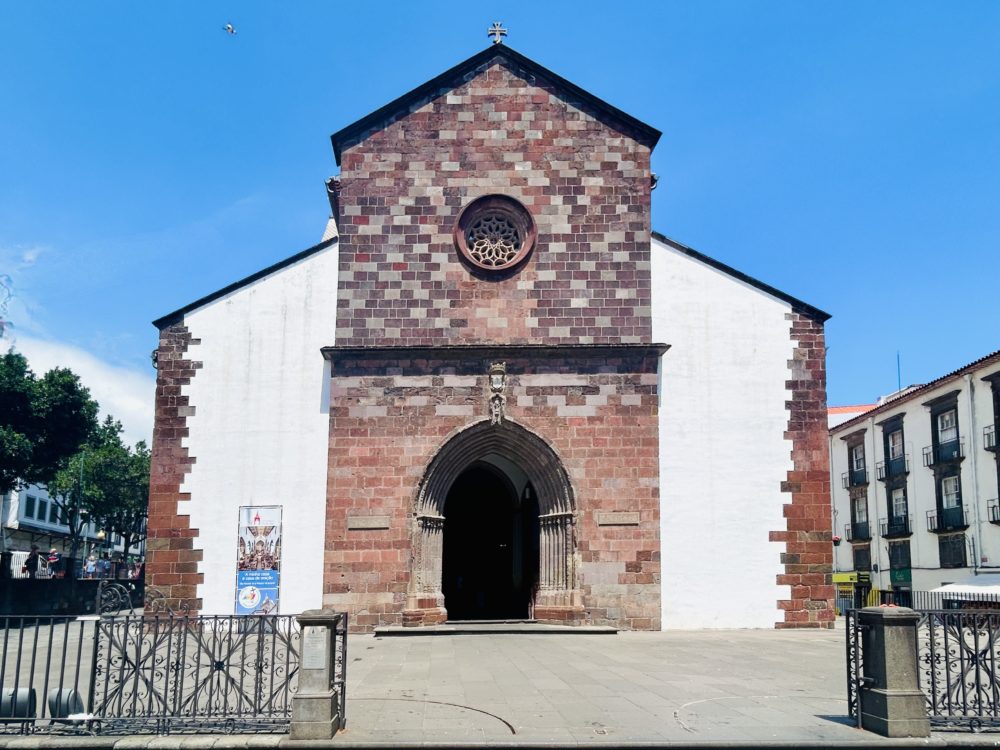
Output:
[
  {"xmin": 334, "ymin": 54, "xmax": 654, "ymax": 347},
  {"xmin": 774, "ymin": 312, "xmax": 836, "ymax": 628},
  {"xmin": 323, "ymin": 347, "xmax": 662, "ymax": 633},
  {"xmin": 146, "ymin": 323, "xmax": 204, "ymax": 613}
]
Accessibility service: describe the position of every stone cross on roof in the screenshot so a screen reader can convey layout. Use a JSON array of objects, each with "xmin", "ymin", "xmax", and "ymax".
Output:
[{"xmin": 487, "ymin": 22, "xmax": 507, "ymax": 45}]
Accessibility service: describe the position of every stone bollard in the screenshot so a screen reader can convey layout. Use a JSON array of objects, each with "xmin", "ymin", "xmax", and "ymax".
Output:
[
  {"xmin": 290, "ymin": 609, "xmax": 345, "ymax": 740},
  {"xmin": 858, "ymin": 607, "xmax": 930, "ymax": 738}
]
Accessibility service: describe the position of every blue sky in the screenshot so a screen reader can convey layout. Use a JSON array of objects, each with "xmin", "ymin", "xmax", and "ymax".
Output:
[{"xmin": 2, "ymin": 2, "xmax": 998, "ymax": 441}]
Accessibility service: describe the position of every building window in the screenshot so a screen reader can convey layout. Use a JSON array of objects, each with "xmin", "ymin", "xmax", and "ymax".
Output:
[
  {"xmin": 852, "ymin": 492, "xmax": 868, "ymax": 524},
  {"xmin": 853, "ymin": 545, "xmax": 871, "ymax": 571},
  {"xmin": 941, "ymin": 475, "xmax": 961, "ymax": 509},
  {"xmin": 850, "ymin": 444, "xmax": 865, "ymax": 472},
  {"xmin": 938, "ymin": 409, "xmax": 958, "ymax": 444},
  {"xmin": 889, "ymin": 541, "xmax": 911, "ymax": 570},
  {"xmin": 879, "ymin": 421, "xmax": 908, "ymax": 480},
  {"xmin": 891, "ymin": 487, "xmax": 907, "ymax": 518},
  {"xmin": 37, "ymin": 499, "xmax": 48, "ymax": 522},
  {"xmin": 48, "ymin": 503, "xmax": 59, "ymax": 525},
  {"xmin": 454, "ymin": 194, "xmax": 536, "ymax": 272},
  {"xmin": 939, "ymin": 534, "xmax": 967, "ymax": 568},
  {"xmin": 888, "ymin": 429, "xmax": 904, "ymax": 460},
  {"xmin": 24, "ymin": 495, "xmax": 36, "ymax": 518}
]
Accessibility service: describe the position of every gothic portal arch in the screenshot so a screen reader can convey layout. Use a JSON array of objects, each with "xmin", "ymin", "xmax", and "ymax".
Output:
[{"xmin": 405, "ymin": 419, "xmax": 581, "ymax": 625}]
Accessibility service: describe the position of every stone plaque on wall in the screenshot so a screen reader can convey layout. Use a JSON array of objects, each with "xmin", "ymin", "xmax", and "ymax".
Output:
[
  {"xmin": 347, "ymin": 515, "xmax": 391, "ymax": 530},
  {"xmin": 596, "ymin": 512, "xmax": 641, "ymax": 526}
]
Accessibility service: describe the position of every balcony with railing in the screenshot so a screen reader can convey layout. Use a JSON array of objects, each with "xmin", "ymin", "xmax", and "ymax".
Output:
[
  {"xmin": 922, "ymin": 438, "xmax": 965, "ymax": 468},
  {"xmin": 926, "ymin": 506, "xmax": 969, "ymax": 533},
  {"xmin": 990, "ymin": 500, "xmax": 1000, "ymax": 525},
  {"xmin": 845, "ymin": 522, "xmax": 871, "ymax": 542},
  {"xmin": 986, "ymin": 424, "xmax": 997, "ymax": 453},
  {"xmin": 841, "ymin": 468, "xmax": 868, "ymax": 489},
  {"xmin": 876, "ymin": 455, "xmax": 910, "ymax": 481},
  {"xmin": 880, "ymin": 514, "xmax": 912, "ymax": 538}
]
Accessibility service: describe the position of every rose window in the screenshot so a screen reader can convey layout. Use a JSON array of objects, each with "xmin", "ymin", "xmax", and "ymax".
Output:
[
  {"xmin": 454, "ymin": 195, "xmax": 536, "ymax": 272},
  {"xmin": 466, "ymin": 214, "xmax": 522, "ymax": 267}
]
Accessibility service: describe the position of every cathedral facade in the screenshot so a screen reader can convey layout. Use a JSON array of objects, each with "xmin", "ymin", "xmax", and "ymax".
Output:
[{"xmin": 147, "ymin": 45, "xmax": 834, "ymax": 631}]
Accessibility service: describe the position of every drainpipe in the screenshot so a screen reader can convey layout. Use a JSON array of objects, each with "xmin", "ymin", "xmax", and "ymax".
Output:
[
  {"xmin": 868, "ymin": 415, "xmax": 885, "ymax": 593},
  {"xmin": 965, "ymin": 374, "xmax": 983, "ymax": 574},
  {"xmin": 830, "ymin": 431, "xmax": 838, "ymax": 573}
]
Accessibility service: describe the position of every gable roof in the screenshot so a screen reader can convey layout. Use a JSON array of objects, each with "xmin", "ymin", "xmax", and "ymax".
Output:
[
  {"xmin": 652, "ymin": 231, "xmax": 831, "ymax": 322},
  {"xmin": 152, "ymin": 237, "xmax": 338, "ymax": 329},
  {"xmin": 830, "ymin": 348, "xmax": 1000, "ymax": 434},
  {"xmin": 330, "ymin": 45, "xmax": 662, "ymax": 166}
]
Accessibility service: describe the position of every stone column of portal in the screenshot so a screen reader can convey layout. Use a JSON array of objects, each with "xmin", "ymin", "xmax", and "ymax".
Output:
[
  {"xmin": 291, "ymin": 609, "xmax": 345, "ymax": 740},
  {"xmin": 403, "ymin": 515, "xmax": 447, "ymax": 626},
  {"xmin": 535, "ymin": 512, "xmax": 582, "ymax": 621},
  {"xmin": 858, "ymin": 607, "xmax": 930, "ymax": 737}
]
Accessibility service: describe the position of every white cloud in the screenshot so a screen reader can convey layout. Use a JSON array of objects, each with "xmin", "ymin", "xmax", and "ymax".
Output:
[
  {"xmin": 19, "ymin": 247, "xmax": 42, "ymax": 267},
  {"xmin": 10, "ymin": 336, "xmax": 154, "ymax": 447}
]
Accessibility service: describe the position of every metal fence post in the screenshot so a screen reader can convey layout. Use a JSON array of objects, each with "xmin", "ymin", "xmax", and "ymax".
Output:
[
  {"xmin": 290, "ymin": 609, "xmax": 344, "ymax": 740},
  {"xmin": 858, "ymin": 606, "xmax": 930, "ymax": 737}
]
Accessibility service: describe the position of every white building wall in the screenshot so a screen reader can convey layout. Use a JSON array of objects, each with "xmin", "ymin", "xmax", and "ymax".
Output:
[
  {"xmin": 831, "ymin": 361, "xmax": 1000, "ymax": 593},
  {"xmin": 651, "ymin": 237, "xmax": 794, "ymax": 628},
  {"xmin": 178, "ymin": 245, "xmax": 339, "ymax": 615}
]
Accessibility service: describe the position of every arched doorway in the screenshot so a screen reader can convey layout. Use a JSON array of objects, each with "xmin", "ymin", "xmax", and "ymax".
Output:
[
  {"xmin": 406, "ymin": 420, "xmax": 579, "ymax": 626},
  {"xmin": 441, "ymin": 464, "xmax": 539, "ymax": 620}
]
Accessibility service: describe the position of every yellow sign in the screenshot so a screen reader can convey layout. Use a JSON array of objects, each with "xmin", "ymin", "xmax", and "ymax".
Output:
[{"xmin": 832, "ymin": 572, "xmax": 858, "ymax": 584}]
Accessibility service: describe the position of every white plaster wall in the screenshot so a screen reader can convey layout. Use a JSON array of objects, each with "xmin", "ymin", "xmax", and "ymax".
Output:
[
  {"xmin": 178, "ymin": 244, "xmax": 339, "ymax": 614},
  {"xmin": 651, "ymin": 237, "xmax": 794, "ymax": 628}
]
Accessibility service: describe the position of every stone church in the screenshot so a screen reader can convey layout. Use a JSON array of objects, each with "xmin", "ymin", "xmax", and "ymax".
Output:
[{"xmin": 147, "ymin": 42, "xmax": 834, "ymax": 631}]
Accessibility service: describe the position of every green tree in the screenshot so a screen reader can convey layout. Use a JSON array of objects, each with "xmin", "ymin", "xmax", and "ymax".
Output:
[
  {"xmin": 0, "ymin": 350, "xmax": 99, "ymax": 494},
  {"xmin": 48, "ymin": 416, "xmax": 150, "ymax": 567}
]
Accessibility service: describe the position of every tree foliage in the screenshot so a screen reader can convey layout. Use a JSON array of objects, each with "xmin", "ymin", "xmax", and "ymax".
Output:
[
  {"xmin": 0, "ymin": 350, "xmax": 99, "ymax": 494},
  {"xmin": 49, "ymin": 416, "xmax": 150, "ymax": 561}
]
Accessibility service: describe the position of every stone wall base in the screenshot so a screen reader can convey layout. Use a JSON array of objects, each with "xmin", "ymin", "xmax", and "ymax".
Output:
[
  {"xmin": 402, "ymin": 607, "xmax": 448, "ymax": 627},
  {"xmin": 534, "ymin": 605, "xmax": 586, "ymax": 624}
]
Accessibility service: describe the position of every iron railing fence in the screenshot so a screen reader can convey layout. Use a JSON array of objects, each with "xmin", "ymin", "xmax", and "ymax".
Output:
[
  {"xmin": 0, "ymin": 610, "xmax": 346, "ymax": 736},
  {"xmin": 927, "ymin": 507, "xmax": 970, "ymax": 533},
  {"xmin": 845, "ymin": 608, "xmax": 864, "ymax": 729},
  {"xmin": 880, "ymin": 514, "xmax": 913, "ymax": 538},
  {"xmin": 0, "ymin": 616, "xmax": 98, "ymax": 734},
  {"xmin": 848, "ymin": 606, "xmax": 1000, "ymax": 731},
  {"xmin": 923, "ymin": 438, "xmax": 966, "ymax": 467},
  {"xmin": 876, "ymin": 455, "xmax": 910, "ymax": 481},
  {"xmin": 918, "ymin": 610, "xmax": 1000, "ymax": 730},
  {"xmin": 841, "ymin": 589, "xmax": 1000, "ymax": 612}
]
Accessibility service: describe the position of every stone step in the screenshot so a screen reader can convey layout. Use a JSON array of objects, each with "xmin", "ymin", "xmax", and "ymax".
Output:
[{"xmin": 374, "ymin": 620, "xmax": 618, "ymax": 636}]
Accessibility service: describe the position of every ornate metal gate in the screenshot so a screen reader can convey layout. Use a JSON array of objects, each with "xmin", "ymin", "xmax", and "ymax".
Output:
[
  {"xmin": 918, "ymin": 610, "xmax": 1000, "ymax": 730},
  {"xmin": 91, "ymin": 613, "xmax": 302, "ymax": 734}
]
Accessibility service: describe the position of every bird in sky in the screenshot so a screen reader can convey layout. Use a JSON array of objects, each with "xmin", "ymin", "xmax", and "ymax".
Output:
[{"xmin": 223, "ymin": 23, "xmax": 236, "ymax": 35}]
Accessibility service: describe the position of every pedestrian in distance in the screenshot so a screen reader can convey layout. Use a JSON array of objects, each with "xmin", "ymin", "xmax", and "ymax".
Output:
[
  {"xmin": 22, "ymin": 545, "xmax": 41, "ymax": 579},
  {"xmin": 85, "ymin": 555, "xmax": 97, "ymax": 579},
  {"xmin": 48, "ymin": 548, "xmax": 63, "ymax": 579},
  {"xmin": 96, "ymin": 553, "xmax": 112, "ymax": 580}
]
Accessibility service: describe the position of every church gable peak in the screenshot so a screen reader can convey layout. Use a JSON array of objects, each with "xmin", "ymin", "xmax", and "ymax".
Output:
[{"xmin": 330, "ymin": 45, "xmax": 661, "ymax": 165}]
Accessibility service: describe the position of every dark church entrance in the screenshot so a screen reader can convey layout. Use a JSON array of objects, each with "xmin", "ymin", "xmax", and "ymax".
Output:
[{"xmin": 442, "ymin": 464, "xmax": 538, "ymax": 620}]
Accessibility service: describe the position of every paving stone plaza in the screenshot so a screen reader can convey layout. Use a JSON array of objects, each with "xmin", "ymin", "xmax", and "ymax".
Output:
[{"xmin": 1, "ymin": 622, "xmax": 997, "ymax": 748}]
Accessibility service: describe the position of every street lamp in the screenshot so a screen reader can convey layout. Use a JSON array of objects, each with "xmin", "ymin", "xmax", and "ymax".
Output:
[{"xmin": 96, "ymin": 530, "xmax": 107, "ymax": 578}]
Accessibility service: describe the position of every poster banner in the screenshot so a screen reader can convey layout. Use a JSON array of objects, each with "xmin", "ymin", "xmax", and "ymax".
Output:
[{"xmin": 235, "ymin": 505, "xmax": 282, "ymax": 615}]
